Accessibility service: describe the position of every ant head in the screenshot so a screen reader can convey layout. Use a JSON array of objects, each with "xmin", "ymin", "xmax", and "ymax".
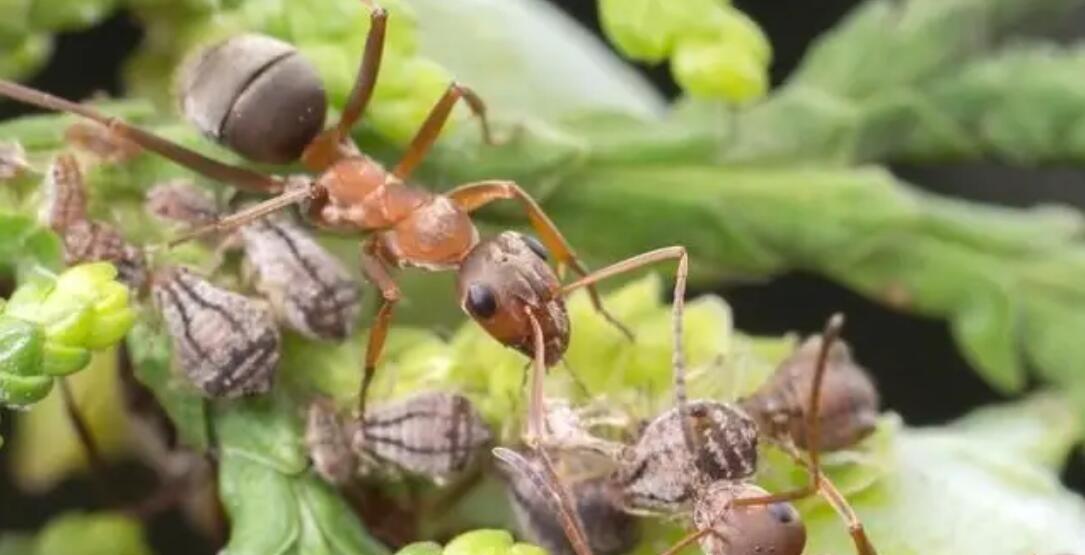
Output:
[
  {"xmin": 618, "ymin": 401, "xmax": 758, "ymax": 513},
  {"xmin": 692, "ymin": 483, "xmax": 806, "ymax": 555},
  {"xmin": 456, "ymin": 231, "xmax": 569, "ymax": 366}
]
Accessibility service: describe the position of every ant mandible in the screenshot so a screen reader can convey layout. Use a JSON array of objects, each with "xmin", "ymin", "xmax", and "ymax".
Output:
[{"xmin": 0, "ymin": 0, "xmax": 697, "ymax": 418}]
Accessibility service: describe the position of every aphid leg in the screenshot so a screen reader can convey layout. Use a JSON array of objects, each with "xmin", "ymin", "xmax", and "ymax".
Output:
[
  {"xmin": 166, "ymin": 185, "xmax": 314, "ymax": 247},
  {"xmin": 302, "ymin": 1, "xmax": 388, "ymax": 170},
  {"xmin": 447, "ymin": 180, "xmax": 634, "ymax": 341},
  {"xmin": 493, "ymin": 448, "xmax": 593, "ymax": 555},
  {"xmin": 392, "ymin": 82, "xmax": 497, "ymax": 180},
  {"xmin": 559, "ymin": 247, "xmax": 700, "ymax": 460},
  {"xmin": 357, "ymin": 239, "xmax": 402, "ymax": 415},
  {"xmin": 0, "ymin": 79, "xmax": 282, "ymax": 194},
  {"xmin": 58, "ymin": 378, "xmax": 114, "ymax": 504}
]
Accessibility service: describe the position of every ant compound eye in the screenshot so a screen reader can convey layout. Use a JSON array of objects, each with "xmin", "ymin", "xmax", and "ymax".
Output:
[
  {"xmin": 768, "ymin": 502, "xmax": 799, "ymax": 524},
  {"xmin": 521, "ymin": 234, "xmax": 549, "ymax": 261},
  {"xmin": 466, "ymin": 284, "xmax": 498, "ymax": 319}
]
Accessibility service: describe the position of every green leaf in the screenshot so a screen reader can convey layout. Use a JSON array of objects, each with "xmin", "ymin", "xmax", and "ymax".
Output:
[
  {"xmin": 214, "ymin": 391, "xmax": 308, "ymax": 475},
  {"xmin": 0, "ymin": 214, "xmax": 63, "ymax": 280},
  {"xmin": 801, "ymin": 395, "xmax": 1085, "ymax": 554},
  {"xmin": 35, "ymin": 512, "xmax": 151, "ymax": 555},
  {"xmin": 0, "ymin": 315, "xmax": 52, "ymax": 406}
]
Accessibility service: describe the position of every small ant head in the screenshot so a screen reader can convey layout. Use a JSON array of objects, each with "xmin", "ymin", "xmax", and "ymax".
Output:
[
  {"xmin": 744, "ymin": 335, "xmax": 880, "ymax": 451},
  {"xmin": 617, "ymin": 401, "xmax": 758, "ymax": 513},
  {"xmin": 180, "ymin": 34, "xmax": 327, "ymax": 164},
  {"xmin": 456, "ymin": 231, "xmax": 569, "ymax": 365},
  {"xmin": 692, "ymin": 483, "xmax": 806, "ymax": 555}
]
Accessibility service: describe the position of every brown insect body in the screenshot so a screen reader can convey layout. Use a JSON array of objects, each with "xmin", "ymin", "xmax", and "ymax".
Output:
[
  {"xmin": 40, "ymin": 153, "xmax": 147, "ymax": 289},
  {"xmin": 741, "ymin": 335, "xmax": 880, "ymax": 451},
  {"xmin": 305, "ymin": 398, "xmax": 359, "ymax": 485},
  {"xmin": 180, "ymin": 34, "xmax": 327, "ymax": 165},
  {"xmin": 151, "ymin": 266, "xmax": 281, "ymax": 398}
]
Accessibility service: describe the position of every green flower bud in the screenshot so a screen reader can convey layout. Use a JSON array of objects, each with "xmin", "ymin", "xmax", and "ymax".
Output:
[
  {"xmin": 0, "ymin": 315, "xmax": 53, "ymax": 406},
  {"xmin": 3, "ymin": 263, "xmax": 135, "ymax": 378},
  {"xmin": 36, "ymin": 512, "xmax": 151, "ymax": 555},
  {"xmin": 440, "ymin": 530, "xmax": 544, "ymax": 555},
  {"xmin": 395, "ymin": 542, "xmax": 444, "ymax": 555},
  {"xmin": 671, "ymin": 39, "xmax": 767, "ymax": 103}
]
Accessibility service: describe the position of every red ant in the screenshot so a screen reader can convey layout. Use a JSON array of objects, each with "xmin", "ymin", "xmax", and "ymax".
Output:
[{"xmin": 0, "ymin": 0, "xmax": 694, "ymax": 426}]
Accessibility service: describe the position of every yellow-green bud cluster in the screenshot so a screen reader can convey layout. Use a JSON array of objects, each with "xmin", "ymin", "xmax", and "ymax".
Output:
[
  {"xmin": 0, "ymin": 262, "xmax": 135, "ymax": 407},
  {"xmin": 396, "ymin": 530, "xmax": 546, "ymax": 555},
  {"xmin": 599, "ymin": 0, "xmax": 771, "ymax": 103}
]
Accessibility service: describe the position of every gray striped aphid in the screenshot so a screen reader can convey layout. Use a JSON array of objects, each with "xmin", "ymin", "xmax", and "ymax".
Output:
[
  {"xmin": 0, "ymin": 141, "xmax": 28, "ymax": 180},
  {"xmin": 517, "ymin": 315, "xmax": 879, "ymax": 555},
  {"xmin": 39, "ymin": 152, "xmax": 147, "ymax": 289},
  {"xmin": 152, "ymin": 266, "xmax": 281, "ymax": 398},
  {"xmin": 145, "ymin": 180, "xmax": 361, "ymax": 341},
  {"xmin": 305, "ymin": 391, "xmax": 493, "ymax": 486},
  {"xmin": 740, "ymin": 335, "xmax": 880, "ymax": 452},
  {"xmin": 498, "ymin": 448, "xmax": 638, "ymax": 555}
]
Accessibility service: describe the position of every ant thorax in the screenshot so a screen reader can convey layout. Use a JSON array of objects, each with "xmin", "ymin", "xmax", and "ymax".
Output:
[
  {"xmin": 616, "ymin": 400, "xmax": 758, "ymax": 514},
  {"xmin": 151, "ymin": 266, "xmax": 281, "ymax": 398}
]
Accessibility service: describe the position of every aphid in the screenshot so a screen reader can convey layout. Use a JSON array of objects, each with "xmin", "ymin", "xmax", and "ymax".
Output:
[
  {"xmin": 144, "ymin": 179, "xmax": 220, "ymax": 227},
  {"xmin": 498, "ymin": 448, "xmax": 638, "ymax": 555},
  {"xmin": 146, "ymin": 180, "xmax": 362, "ymax": 341},
  {"xmin": 740, "ymin": 334, "xmax": 880, "ymax": 452},
  {"xmin": 39, "ymin": 152, "xmax": 147, "ymax": 289},
  {"xmin": 305, "ymin": 397, "xmax": 359, "ymax": 485},
  {"xmin": 306, "ymin": 391, "xmax": 493, "ymax": 486},
  {"xmin": 151, "ymin": 266, "xmax": 281, "ymax": 398},
  {"xmin": 65, "ymin": 120, "xmax": 142, "ymax": 164},
  {"xmin": 0, "ymin": 1, "xmax": 678, "ymax": 424},
  {"xmin": 0, "ymin": 140, "xmax": 29, "ymax": 180},
  {"xmin": 507, "ymin": 315, "xmax": 879, "ymax": 555}
]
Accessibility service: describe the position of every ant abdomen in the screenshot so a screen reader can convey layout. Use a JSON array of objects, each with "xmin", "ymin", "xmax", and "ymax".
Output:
[
  {"xmin": 180, "ymin": 34, "xmax": 328, "ymax": 165},
  {"xmin": 741, "ymin": 336, "xmax": 880, "ymax": 452},
  {"xmin": 693, "ymin": 483, "xmax": 806, "ymax": 555}
]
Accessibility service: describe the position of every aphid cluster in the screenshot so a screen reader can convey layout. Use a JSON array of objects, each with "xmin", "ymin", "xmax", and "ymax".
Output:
[
  {"xmin": 305, "ymin": 391, "xmax": 493, "ymax": 486},
  {"xmin": 146, "ymin": 180, "xmax": 362, "ymax": 341},
  {"xmin": 499, "ymin": 316, "xmax": 882, "ymax": 555}
]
